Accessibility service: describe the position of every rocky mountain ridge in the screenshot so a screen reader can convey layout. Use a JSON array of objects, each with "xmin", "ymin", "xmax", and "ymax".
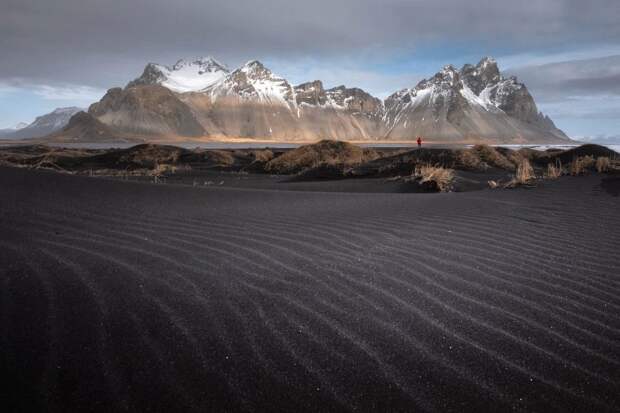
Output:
[{"xmin": 45, "ymin": 56, "xmax": 570, "ymax": 143}]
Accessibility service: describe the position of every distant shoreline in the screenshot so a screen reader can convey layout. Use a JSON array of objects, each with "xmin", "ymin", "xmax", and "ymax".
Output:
[{"xmin": 0, "ymin": 139, "xmax": 592, "ymax": 151}]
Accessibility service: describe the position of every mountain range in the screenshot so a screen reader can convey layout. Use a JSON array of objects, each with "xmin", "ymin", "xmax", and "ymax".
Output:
[{"xmin": 18, "ymin": 57, "xmax": 571, "ymax": 143}]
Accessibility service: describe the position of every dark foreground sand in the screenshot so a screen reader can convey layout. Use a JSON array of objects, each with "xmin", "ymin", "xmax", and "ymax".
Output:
[{"xmin": 1, "ymin": 167, "xmax": 619, "ymax": 412}]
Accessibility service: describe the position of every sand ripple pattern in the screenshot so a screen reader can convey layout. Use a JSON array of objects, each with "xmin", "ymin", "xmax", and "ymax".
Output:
[{"xmin": 1, "ymin": 167, "xmax": 619, "ymax": 412}]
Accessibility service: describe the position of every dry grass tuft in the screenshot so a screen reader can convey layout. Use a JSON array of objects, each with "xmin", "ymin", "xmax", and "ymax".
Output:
[
  {"xmin": 544, "ymin": 160, "xmax": 562, "ymax": 179},
  {"xmin": 515, "ymin": 158, "xmax": 535, "ymax": 183},
  {"xmin": 457, "ymin": 144, "xmax": 515, "ymax": 171},
  {"xmin": 570, "ymin": 155, "xmax": 595, "ymax": 176},
  {"xmin": 415, "ymin": 164, "xmax": 455, "ymax": 192},
  {"xmin": 504, "ymin": 158, "xmax": 536, "ymax": 188},
  {"xmin": 252, "ymin": 149, "xmax": 274, "ymax": 163},
  {"xmin": 474, "ymin": 144, "xmax": 516, "ymax": 170},
  {"xmin": 204, "ymin": 150, "xmax": 235, "ymax": 167},
  {"xmin": 596, "ymin": 156, "xmax": 610, "ymax": 173},
  {"xmin": 457, "ymin": 149, "xmax": 484, "ymax": 170}
]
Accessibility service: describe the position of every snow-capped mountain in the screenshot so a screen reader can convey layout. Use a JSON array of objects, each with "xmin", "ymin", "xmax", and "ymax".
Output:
[
  {"xmin": 383, "ymin": 57, "xmax": 567, "ymax": 142},
  {"xmin": 51, "ymin": 56, "xmax": 569, "ymax": 143},
  {"xmin": 4, "ymin": 107, "xmax": 83, "ymax": 139},
  {"xmin": 128, "ymin": 57, "xmax": 229, "ymax": 93}
]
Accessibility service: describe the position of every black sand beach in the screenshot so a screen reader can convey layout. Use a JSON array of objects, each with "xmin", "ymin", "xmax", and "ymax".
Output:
[{"xmin": 1, "ymin": 166, "xmax": 619, "ymax": 412}]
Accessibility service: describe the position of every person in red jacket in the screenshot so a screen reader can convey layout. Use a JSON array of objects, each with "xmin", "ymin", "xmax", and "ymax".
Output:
[{"xmin": 417, "ymin": 136, "xmax": 422, "ymax": 148}]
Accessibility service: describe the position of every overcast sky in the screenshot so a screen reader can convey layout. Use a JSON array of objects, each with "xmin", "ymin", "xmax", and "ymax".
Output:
[{"xmin": 1, "ymin": 0, "xmax": 619, "ymax": 139}]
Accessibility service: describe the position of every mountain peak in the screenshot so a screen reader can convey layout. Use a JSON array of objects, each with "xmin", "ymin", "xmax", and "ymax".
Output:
[
  {"xmin": 129, "ymin": 56, "xmax": 229, "ymax": 93},
  {"xmin": 51, "ymin": 106, "xmax": 83, "ymax": 115},
  {"xmin": 477, "ymin": 56, "xmax": 497, "ymax": 67},
  {"xmin": 239, "ymin": 60, "xmax": 272, "ymax": 77},
  {"xmin": 206, "ymin": 59, "xmax": 293, "ymax": 104},
  {"xmin": 460, "ymin": 56, "xmax": 501, "ymax": 95},
  {"xmin": 172, "ymin": 56, "xmax": 228, "ymax": 73},
  {"xmin": 243, "ymin": 59, "xmax": 264, "ymax": 68}
]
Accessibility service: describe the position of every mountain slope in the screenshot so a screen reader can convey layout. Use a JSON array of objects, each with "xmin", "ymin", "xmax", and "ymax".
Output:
[
  {"xmin": 45, "ymin": 111, "xmax": 133, "ymax": 142},
  {"xmin": 6, "ymin": 107, "xmax": 83, "ymax": 139},
  {"xmin": 89, "ymin": 85, "xmax": 205, "ymax": 137},
  {"xmin": 178, "ymin": 60, "xmax": 385, "ymax": 140},
  {"xmin": 0, "ymin": 122, "xmax": 28, "ymax": 138}
]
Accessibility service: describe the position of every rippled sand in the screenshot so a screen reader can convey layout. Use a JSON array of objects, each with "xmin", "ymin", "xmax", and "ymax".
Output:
[{"xmin": 1, "ymin": 167, "xmax": 619, "ymax": 412}]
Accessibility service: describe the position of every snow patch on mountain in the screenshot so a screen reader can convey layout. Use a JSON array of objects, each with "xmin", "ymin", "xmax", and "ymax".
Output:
[
  {"xmin": 130, "ymin": 57, "xmax": 229, "ymax": 93},
  {"xmin": 206, "ymin": 60, "xmax": 294, "ymax": 105}
]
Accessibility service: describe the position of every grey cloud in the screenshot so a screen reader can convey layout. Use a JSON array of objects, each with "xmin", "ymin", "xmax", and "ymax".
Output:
[
  {"xmin": 509, "ymin": 55, "xmax": 620, "ymax": 102},
  {"xmin": 1, "ymin": 0, "xmax": 619, "ymax": 88}
]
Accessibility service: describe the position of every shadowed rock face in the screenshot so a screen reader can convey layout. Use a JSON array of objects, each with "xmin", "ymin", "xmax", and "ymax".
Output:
[
  {"xmin": 45, "ymin": 111, "xmax": 124, "ymax": 142},
  {"xmin": 88, "ymin": 85, "xmax": 205, "ymax": 137},
  {"xmin": 325, "ymin": 86, "xmax": 383, "ymax": 116},
  {"xmin": 460, "ymin": 58, "xmax": 501, "ymax": 95},
  {"xmin": 62, "ymin": 57, "xmax": 570, "ymax": 143},
  {"xmin": 126, "ymin": 63, "xmax": 168, "ymax": 88},
  {"xmin": 295, "ymin": 81, "xmax": 327, "ymax": 106}
]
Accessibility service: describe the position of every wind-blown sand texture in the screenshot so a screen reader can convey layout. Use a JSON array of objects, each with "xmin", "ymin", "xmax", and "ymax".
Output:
[{"xmin": 1, "ymin": 167, "xmax": 619, "ymax": 412}]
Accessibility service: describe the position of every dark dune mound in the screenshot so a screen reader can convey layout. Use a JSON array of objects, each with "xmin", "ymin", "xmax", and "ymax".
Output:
[
  {"xmin": 349, "ymin": 148, "xmax": 459, "ymax": 177},
  {"xmin": 0, "ymin": 144, "xmax": 106, "ymax": 171},
  {"xmin": 83, "ymin": 143, "xmax": 195, "ymax": 169},
  {"xmin": 348, "ymin": 145, "xmax": 518, "ymax": 178},
  {"xmin": 0, "ymin": 144, "xmax": 278, "ymax": 174},
  {"xmin": 1, "ymin": 167, "xmax": 619, "ymax": 412},
  {"xmin": 265, "ymin": 140, "xmax": 379, "ymax": 174},
  {"xmin": 535, "ymin": 144, "xmax": 619, "ymax": 165}
]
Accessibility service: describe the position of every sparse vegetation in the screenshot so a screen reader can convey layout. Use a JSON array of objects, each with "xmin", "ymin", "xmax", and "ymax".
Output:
[
  {"xmin": 516, "ymin": 158, "xmax": 535, "ymax": 183},
  {"xmin": 504, "ymin": 158, "xmax": 536, "ymax": 188},
  {"xmin": 151, "ymin": 163, "xmax": 192, "ymax": 176},
  {"xmin": 570, "ymin": 155, "xmax": 595, "ymax": 176},
  {"xmin": 457, "ymin": 149, "xmax": 484, "ymax": 170},
  {"xmin": 414, "ymin": 164, "xmax": 455, "ymax": 192},
  {"xmin": 457, "ymin": 144, "xmax": 515, "ymax": 171},
  {"xmin": 265, "ymin": 140, "xmax": 378, "ymax": 174},
  {"xmin": 544, "ymin": 160, "xmax": 562, "ymax": 179},
  {"xmin": 204, "ymin": 150, "xmax": 235, "ymax": 167},
  {"xmin": 252, "ymin": 149, "xmax": 274, "ymax": 163},
  {"xmin": 472, "ymin": 144, "xmax": 516, "ymax": 170},
  {"xmin": 1, "ymin": 142, "xmax": 618, "ymax": 192},
  {"xmin": 596, "ymin": 156, "xmax": 610, "ymax": 173}
]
